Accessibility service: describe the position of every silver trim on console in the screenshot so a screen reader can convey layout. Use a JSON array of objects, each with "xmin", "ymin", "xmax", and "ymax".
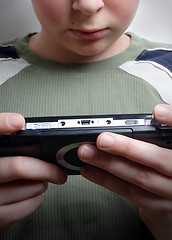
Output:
[{"xmin": 22, "ymin": 117, "xmax": 157, "ymax": 130}]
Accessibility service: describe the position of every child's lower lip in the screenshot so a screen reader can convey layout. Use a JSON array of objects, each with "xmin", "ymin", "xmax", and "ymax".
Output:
[{"xmin": 69, "ymin": 29, "xmax": 109, "ymax": 40}]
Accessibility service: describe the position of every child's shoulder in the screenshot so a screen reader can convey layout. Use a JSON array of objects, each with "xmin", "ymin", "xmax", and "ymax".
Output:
[
  {"xmin": 127, "ymin": 32, "xmax": 172, "ymax": 74},
  {"xmin": 129, "ymin": 32, "xmax": 172, "ymax": 50},
  {"xmin": 136, "ymin": 36, "xmax": 172, "ymax": 73},
  {"xmin": 0, "ymin": 38, "xmax": 30, "ymax": 88},
  {"xmin": 0, "ymin": 40, "xmax": 20, "ymax": 60},
  {"xmin": 144, "ymin": 38, "xmax": 172, "ymax": 50}
]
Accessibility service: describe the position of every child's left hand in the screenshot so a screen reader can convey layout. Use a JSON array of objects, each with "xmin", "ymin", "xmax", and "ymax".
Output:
[{"xmin": 78, "ymin": 104, "xmax": 172, "ymax": 240}]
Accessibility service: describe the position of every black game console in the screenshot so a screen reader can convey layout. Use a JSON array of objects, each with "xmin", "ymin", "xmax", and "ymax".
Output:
[{"xmin": 0, "ymin": 114, "xmax": 172, "ymax": 174}]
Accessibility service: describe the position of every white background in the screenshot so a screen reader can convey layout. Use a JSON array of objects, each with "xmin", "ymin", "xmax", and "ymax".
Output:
[{"xmin": 0, "ymin": 0, "xmax": 171, "ymax": 43}]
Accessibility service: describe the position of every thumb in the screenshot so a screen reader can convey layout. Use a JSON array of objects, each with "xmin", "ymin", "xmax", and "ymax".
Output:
[
  {"xmin": 153, "ymin": 104, "xmax": 172, "ymax": 126},
  {"xmin": 0, "ymin": 113, "xmax": 25, "ymax": 134}
]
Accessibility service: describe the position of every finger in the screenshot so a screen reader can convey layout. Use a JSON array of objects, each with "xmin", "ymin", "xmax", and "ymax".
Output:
[
  {"xmin": 0, "ymin": 180, "xmax": 48, "ymax": 206},
  {"xmin": 79, "ymin": 144, "xmax": 172, "ymax": 199},
  {"xmin": 153, "ymin": 104, "xmax": 172, "ymax": 126},
  {"xmin": 0, "ymin": 194, "xmax": 43, "ymax": 229},
  {"xmin": 0, "ymin": 113, "xmax": 25, "ymax": 134},
  {"xmin": 0, "ymin": 156, "xmax": 68, "ymax": 184},
  {"xmin": 81, "ymin": 166, "xmax": 172, "ymax": 212},
  {"xmin": 96, "ymin": 132, "xmax": 172, "ymax": 177}
]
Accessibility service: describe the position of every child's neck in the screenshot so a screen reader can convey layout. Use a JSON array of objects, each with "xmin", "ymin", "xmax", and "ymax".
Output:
[{"xmin": 28, "ymin": 32, "xmax": 131, "ymax": 63}]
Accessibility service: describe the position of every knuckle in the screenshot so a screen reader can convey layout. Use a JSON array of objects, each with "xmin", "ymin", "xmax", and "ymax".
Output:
[
  {"xmin": 153, "ymin": 152, "xmax": 164, "ymax": 170},
  {"xmin": 155, "ymin": 203, "xmax": 172, "ymax": 214},
  {"xmin": 123, "ymin": 138, "xmax": 134, "ymax": 156},
  {"xmin": 134, "ymin": 168, "xmax": 150, "ymax": 188},
  {"xmin": 156, "ymin": 150, "xmax": 172, "ymax": 176},
  {"xmin": 9, "ymin": 156, "xmax": 26, "ymax": 178}
]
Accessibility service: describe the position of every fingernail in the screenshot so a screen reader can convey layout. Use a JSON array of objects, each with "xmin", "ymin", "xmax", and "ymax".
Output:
[
  {"xmin": 155, "ymin": 105, "xmax": 170, "ymax": 117},
  {"xmin": 99, "ymin": 134, "xmax": 115, "ymax": 148},
  {"xmin": 80, "ymin": 145, "xmax": 95, "ymax": 160},
  {"xmin": 7, "ymin": 114, "xmax": 24, "ymax": 128}
]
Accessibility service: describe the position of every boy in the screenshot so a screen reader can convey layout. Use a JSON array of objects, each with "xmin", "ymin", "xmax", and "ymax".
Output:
[{"xmin": 0, "ymin": 0, "xmax": 172, "ymax": 239}]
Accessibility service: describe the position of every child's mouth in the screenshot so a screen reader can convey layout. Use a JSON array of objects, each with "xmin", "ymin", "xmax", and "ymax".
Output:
[{"xmin": 69, "ymin": 28, "xmax": 109, "ymax": 40}]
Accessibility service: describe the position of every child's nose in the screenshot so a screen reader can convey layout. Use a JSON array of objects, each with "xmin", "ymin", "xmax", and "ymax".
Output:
[{"xmin": 72, "ymin": 0, "xmax": 104, "ymax": 15}]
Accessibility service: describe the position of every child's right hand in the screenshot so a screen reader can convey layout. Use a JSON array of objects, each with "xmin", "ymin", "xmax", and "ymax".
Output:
[{"xmin": 0, "ymin": 113, "xmax": 68, "ymax": 235}]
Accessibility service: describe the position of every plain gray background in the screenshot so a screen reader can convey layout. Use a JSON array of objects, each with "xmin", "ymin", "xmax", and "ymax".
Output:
[{"xmin": 0, "ymin": 0, "xmax": 171, "ymax": 43}]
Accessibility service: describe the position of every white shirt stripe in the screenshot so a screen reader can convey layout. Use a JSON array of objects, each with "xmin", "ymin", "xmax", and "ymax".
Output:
[
  {"xmin": 0, "ymin": 58, "xmax": 30, "ymax": 86},
  {"xmin": 120, "ymin": 60, "xmax": 172, "ymax": 105}
]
